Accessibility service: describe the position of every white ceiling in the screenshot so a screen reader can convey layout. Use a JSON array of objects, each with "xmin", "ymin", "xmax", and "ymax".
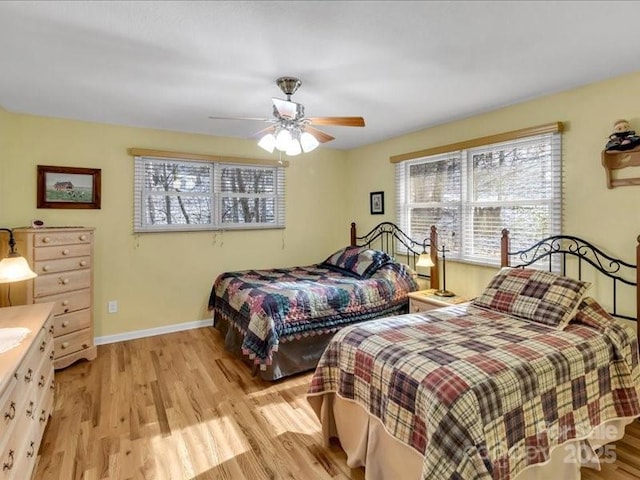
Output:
[{"xmin": 1, "ymin": 1, "xmax": 640, "ymax": 151}]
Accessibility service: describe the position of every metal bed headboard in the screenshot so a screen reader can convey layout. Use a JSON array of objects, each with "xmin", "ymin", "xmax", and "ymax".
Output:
[
  {"xmin": 350, "ymin": 222, "xmax": 439, "ymax": 287},
  {"xmin": 501, "ymin": 229, "xmax": 639, "ymax": 334}
]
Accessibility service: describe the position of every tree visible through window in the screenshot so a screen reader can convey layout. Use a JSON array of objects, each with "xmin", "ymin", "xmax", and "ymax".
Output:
[
  {"xmin": 396, "ymin": 133, "xmax": 561, "ymax": 265},
  {"xmin": 134, "ymin": 157, "xmax": 285, "ymax": 232}
]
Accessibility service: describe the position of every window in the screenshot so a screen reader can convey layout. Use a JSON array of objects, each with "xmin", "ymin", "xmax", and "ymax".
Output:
[
  {"xmin": 396, "ymin": 132, "xmax": 561, "ymax": 265},
  {"xmin": 134, "ymin": 156, "xmax": 285, "ymax": 232}
]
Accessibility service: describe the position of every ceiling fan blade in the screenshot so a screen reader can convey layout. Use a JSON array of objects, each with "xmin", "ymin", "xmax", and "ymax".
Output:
[
  {"xmin": 252, "ymin": 125, "xmax": 276, "ymax": 139},
  {"xmin": 208, "ymin": 115, "xmax": 270, "ymax": 122},
  {"xmin": 272, "ymin": 98, "xmax": 299, "ymax": 119},
  {"xmin": 305, "ymin": 126, "xmax": 335, "ymax": 143},
  {"xmin": 307, "ymin": 116, "xmax": 365, "ymax": 127}
]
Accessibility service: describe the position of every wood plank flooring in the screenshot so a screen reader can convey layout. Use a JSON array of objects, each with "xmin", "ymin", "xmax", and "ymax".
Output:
[{"xmin": 33, "ymin": 327, "xmax": 639, "ymax": 480}]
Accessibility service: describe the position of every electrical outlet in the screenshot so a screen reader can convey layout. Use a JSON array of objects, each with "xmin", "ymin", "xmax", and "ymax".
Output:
[{"xmin": 108, "ymin": 300, "xmax": 118, "ymax": 313}]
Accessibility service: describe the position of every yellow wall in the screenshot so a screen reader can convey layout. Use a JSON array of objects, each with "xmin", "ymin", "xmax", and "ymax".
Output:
[
  {"xmin": 3, "ymin": 70, "xmax": 640, "ymax": 337},
  {"xmin": 0, "ymin": 113, "xmax": 349, "ymax": 336},
  {"xmin": 344, "ymin": 71, "xmax": 640, "ymax": 315},
  {"xmin": 0, "ymin": 107, "xmax": 12, "ymax": 222}
]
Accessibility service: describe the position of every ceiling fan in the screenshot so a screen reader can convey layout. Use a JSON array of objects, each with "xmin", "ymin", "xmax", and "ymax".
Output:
[{"xmin": 208, "ymin": 77, "xmax": 365, "ymax": 156}]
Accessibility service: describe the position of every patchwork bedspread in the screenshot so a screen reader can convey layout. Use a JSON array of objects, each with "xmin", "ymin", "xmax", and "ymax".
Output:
[
  {"xmin": 209, "ymin": 262, "xmax": 418, "ymax": 367},
  {"xmin": 307, "ymin": 301, "xmax": 640, "ymax": 480}
]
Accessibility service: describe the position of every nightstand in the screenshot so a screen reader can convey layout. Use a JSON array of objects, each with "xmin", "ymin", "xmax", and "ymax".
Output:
[{"xmin": 407, "ymin": 289, "xmax": 470, "ymax": 313}]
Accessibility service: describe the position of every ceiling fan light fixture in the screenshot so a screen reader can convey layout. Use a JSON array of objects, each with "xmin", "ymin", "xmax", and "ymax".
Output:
[
  {"xmin": 286, "ymin": 139, "xmax": 302, "ymax": 156},
  {"xmin": 300, "ymin": 131, "xmax": 320, "ymax": 153},
  {"xmin": 275, "ymin": 129, "xmax": 292, "ymax": 151},
  {"xmin": 257, "ymin": 133, "xmax": 276, "ymax": 153}
]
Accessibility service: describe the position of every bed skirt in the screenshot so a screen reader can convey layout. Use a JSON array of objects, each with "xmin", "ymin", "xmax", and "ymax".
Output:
[
  {"xmin": 213, "ymin": 315, "xmax": 337, "ymax": 381},
  {"xmin": 308, "ymin": 392, "xmax": 636, "ymax": 480}
]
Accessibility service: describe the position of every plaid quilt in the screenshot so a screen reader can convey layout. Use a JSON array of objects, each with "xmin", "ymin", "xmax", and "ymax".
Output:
[
  {"xmin": 307, "ymin": 299, "xmax": 640, "ymax": 479},
  {"xmin": 209, "ymin": 262, "xmax": 418, "ymax": 367}
]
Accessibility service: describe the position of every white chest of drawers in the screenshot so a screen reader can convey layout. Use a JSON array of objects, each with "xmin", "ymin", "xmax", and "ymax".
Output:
[
  {"xmin": 0, "ymin": 303, "xmax": 55, "ymax": 480},
  {"xmin": 8, "ymin": 227, "xmax": 97, "ymax": 369}
]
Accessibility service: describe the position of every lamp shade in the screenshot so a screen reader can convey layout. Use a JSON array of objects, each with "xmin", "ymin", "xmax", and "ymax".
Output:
[
  {"xmin": 0, "ymin": 255, "xmax": 37, "ymax": 283},
  {"xmin": 257, "ymin": 133, "xmax": 276, "ymax": 153},
  {"xmin": 286, "ymin": 139, "xmax": 302, "ymax": 156},
  {"xmin": 300, "ymin": 131, "xmax": 320, "ymax": 153},
  {"xmin": 275, "ymin": 129, "xmax": 292, "ymax": 152},
  {"xmin": 416, "ymin": 253, "xmax": 434, "ymax": 268}
]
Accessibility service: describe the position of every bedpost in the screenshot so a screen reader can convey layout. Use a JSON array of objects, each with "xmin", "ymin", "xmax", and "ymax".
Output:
[
  {"xmin": 501, "ymin": 229, "xmax": 510, "ymax": 268},
  {"xmin": 350, "ymin": 222, "xmax": 357, "ymax": 246},
  {"xmin": 430, "ymin": 225, "xmax": 440, "ymax": 290},
  {"xmin": 636, "ymin": 235, "xmax": 640, "ymax": 342}
]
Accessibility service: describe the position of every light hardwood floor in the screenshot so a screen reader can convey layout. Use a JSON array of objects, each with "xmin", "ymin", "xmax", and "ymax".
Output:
[{"xmin": 33, "ymin": 327, "xmax": 639, "ymax": 480}]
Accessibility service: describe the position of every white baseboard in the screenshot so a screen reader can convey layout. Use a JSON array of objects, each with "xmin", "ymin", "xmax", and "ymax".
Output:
[{"xmin": 94, "ymin": 319, "xmax": 213, "ymax": 346}]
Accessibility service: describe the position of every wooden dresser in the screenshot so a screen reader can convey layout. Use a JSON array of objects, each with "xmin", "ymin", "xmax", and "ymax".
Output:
[
  {"xmin": 0, "ymin": 303, "xmax": 55, "ymax": 480},
  {"xmin": 9, "ymin": 227, "xmax": 96, "ymax": 369}
]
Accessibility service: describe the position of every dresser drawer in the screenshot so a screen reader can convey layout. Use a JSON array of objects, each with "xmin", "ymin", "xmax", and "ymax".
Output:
[
  {"xmin": 34, "ymin": 231, "xmax": 91, "ymax": 247},
  {"xmin": 55, "ymin": 329, "xmax": 93, "ymax": 359},
  {"xmin": 0, "ymin": 376, "xmax": 18, "ymax": 444},
  {"xmin": 52, "ymin": 309, "xmax": 91, "ymax": 337},
  {"xmin": 0, "ymin": 399, "xmax": 32, "ymax": 480},
  {"xmin": 34, "ymin": 289, "xmax": 91, "ymax": 316},
  {"xmin": 33, "ymin": 270, "xmax": 91, "ymax": 298},
  {"xmin": 409, "ymin": 298, "xmax": 438, "ymax": 313},
  {"xmin": 34, "ymin": 256, "xmax": 91, "ymax": 275},
  {"xmin": 34, "ymin": 243, "xmax": 91, "ymax": 261}
]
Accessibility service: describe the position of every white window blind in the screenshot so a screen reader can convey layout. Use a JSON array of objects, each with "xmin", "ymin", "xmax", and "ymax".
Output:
[
  {"xmin": 134, "ymin": 156, "xmax": 285, "ymax": 232},
  {"xmin": 396, "ymin": 132, "xmax": 561, "ymax": 265}
]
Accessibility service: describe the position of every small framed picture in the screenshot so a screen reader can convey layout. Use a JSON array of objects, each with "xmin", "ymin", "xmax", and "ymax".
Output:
[
  {"xmin": 37, "ymin": 165, "xmax": 102, "ymax": 209},
  {"xmin": 370, "ymin": 191, "xmax": 384, "ymax": 215}
]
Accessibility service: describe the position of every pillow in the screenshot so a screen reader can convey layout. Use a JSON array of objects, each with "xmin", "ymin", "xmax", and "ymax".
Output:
[
  {"xmin": 570, "ymin": 297, "xmax": 615, "ymax": 332},
  {"xmin": 471, "ymin": 267, "xmax": 591, "ymax": 329},
  {"xmin": 322, "ymin": 246, "xmax": 393, "ymax": 278}
]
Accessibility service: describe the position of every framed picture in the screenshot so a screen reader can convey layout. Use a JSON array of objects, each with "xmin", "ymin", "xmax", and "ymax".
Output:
[
  {"xmin": 37, "ymin": 165, "xmax": 101, "ymax": 209},
  {"xmin": 370, "ymin": 191, "xmax": 384, "ymax": 215}
]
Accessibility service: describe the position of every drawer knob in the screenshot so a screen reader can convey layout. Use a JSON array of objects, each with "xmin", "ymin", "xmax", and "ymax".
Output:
[
  {"xmin": 40, "ymin": 340, "xmax": 46, "ymax": 352},
  {"xmin": 2, "ymin": 450, "xmax": 14, "ymax": 471},
  {"xmin": 49, "ymin": 325, "xmax": 55, "ymax": 335},
  {"xmin": 60, "ymin": 278, "xmax": 70, "ymax": 285},
  {"xmin": 61, "ymin": 342, "xmax": 70, "ymax": 349},
  {"xmin": 43, "ymin": 265, "xmax": 51, "ymax": 272},
  {"xmin": 62, "ymin": 249, "xmax": 70, "ymax": 255},
  {"xmin": 79, "ymin": 234, "xmax": 87, "ymax": 241},
  {"xmin": 79, "ymin": 260, "xmax": 87, "ymax": 267},
  {"xmin": 4, "ymin": 401, "xmax": 15, "ymax": 420},
  {"xmin": 38, "ymin": 375, "xmax": 45, "ymax": 387},
  {"xmin": 62, "ymin": 300, "xmax": 69, "ymax": 306},
  {"xmin": 27, "ymin": 441, "xmax": 35, "ymax": 458},
  {"xmin": 24, "ymin": 368, "xmax": 33, "ymax": 382},
  {"xmin": 42, "ymin": 237, "xmax": 51, "ymax": 243},
  {"xmin": 26, "ymin": 401, "xmax": 35, "ymax": 418},
  {"xmin": 62, "ymin": 320, "xmax": 70, "ymax": 327}
]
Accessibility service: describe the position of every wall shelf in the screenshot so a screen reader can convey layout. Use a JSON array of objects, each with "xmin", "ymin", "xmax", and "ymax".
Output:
[{"xmin": 601, "ymin": 147, "xmax": 640, "ymax": 188}]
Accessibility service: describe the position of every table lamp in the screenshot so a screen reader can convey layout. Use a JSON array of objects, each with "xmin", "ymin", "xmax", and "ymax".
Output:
[
  {"xmin": 0, "ymin": 228, "xmax": 37, "ymax": 305},
  {"xmin": 433, "ymin": 244, "xmax": 455, "ymax": 297}
]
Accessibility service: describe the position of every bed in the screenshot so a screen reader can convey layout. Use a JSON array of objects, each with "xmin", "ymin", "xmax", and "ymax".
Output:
[
  {"xmin": 307, "ymin": 230, "xmax": 640, "ymax": 479},
  {"xmin": 208, "ymin": 221, "xmax": 439, "ymax": 380}
]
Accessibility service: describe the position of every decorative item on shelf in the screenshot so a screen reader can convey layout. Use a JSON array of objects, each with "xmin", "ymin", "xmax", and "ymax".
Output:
[
  {"xmin": 605, "ymin": 119, "xmax": 640, "ymax": 152},
  {"xmin": 434, "ymin": 244, "xmax": 455, "ymax": 297},
  {"xmin": 0, "ymin": 228, "xmax": 38, "ymax": 305}
]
